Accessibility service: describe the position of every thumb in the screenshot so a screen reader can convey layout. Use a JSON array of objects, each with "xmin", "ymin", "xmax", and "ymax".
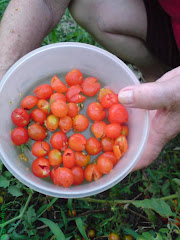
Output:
[{"xmin": 118, "ymin": 81, "xmax": 175, "ymax": 110}]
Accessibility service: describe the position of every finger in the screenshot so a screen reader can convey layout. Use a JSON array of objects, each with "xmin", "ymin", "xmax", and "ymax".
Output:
[{"xmin": 159, "ymin": 66, "xmax": 180, "ymax": 82}]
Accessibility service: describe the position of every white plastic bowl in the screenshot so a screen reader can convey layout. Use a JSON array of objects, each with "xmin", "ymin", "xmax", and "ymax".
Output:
[{"xmin": 0, "ymin": 42, "xmax": 149, "ymax": 198}]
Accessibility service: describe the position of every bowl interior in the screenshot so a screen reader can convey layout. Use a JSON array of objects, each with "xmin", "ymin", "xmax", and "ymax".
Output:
[{"xmin": 0, "ymin": 43, "xmax": 149, "ymax": 198}]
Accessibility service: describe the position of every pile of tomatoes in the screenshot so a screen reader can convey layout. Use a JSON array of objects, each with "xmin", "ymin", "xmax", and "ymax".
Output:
[{"xmin": 11, "ymin": 69, "xmax": 129, "ymax": 188}]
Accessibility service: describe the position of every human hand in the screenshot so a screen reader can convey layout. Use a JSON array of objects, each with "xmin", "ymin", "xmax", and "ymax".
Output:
[{"xmin": 118, "ymin": 67, "xmax": 180, "ymax": 171}]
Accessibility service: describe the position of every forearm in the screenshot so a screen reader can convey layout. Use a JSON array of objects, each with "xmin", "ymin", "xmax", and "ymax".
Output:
[{"xmin": 0, "ymin": 0, "xmax": 70, "ymax": 79}]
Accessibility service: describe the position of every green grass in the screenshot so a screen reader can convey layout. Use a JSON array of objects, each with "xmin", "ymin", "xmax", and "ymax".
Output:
[{"xmin": 0, "ymin": 2, "xmax": 180, "ymax": 240}]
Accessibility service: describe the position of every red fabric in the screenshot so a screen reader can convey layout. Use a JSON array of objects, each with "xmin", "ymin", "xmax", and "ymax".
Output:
[{"xmin": 158, "ymin": 0, "xmax": 180, "ymax": 50}]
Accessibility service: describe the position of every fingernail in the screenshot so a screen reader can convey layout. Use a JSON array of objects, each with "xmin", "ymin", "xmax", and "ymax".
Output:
[{"xmin": 118, "ymin": 90, "xmax": 133, "ymax": 104}]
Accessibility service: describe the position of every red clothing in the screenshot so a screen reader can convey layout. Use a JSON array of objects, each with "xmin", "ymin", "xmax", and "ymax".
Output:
[{"xmin": 158, "ymin": 0, "xmax": 180, "ymax": 50}]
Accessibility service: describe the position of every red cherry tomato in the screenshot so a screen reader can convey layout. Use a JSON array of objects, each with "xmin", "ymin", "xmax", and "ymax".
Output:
[
  {"xmin": 87, "ymin": 102, "xmax": 106, "ymax": 121},
  {"xmin": 75, "ymin": 152, "xmax": 90, "ymax": 167},
  {"xmin": 31, "ymin": 141, "xmax": 50, "ymax": 157},
  {"xmin": 100, "ymin": 136, "xmax": 114, "ymax": 152},
  {"xmin": 51, "ymin": 75, "xmax": 68, "ymax": 93},
  {"xmin": 101, "ymin": 93, "xmax": 119, "ymax": 108},
  {"xmin": 69, "ymin": 133, "xmax": 86, "ymax": 152},
  {"xmin": 50, "ymin": 92, "xmax": 66, "ymax": 102},
  {"xmin": 100, "ymin": 152, "xmax": 118, "ymax": 166},
  {"xmin": 65, "ymin": 69, "xmax": 83, "ymax": 86},
  {"xmin": 32, "ymin": 157, "xmax": 50, "ymax": 178},
  {"xmin": 66, "ymin": 85, "xmax": 86, "ymax": 103},
  {"xmin": 34, "ymin": 84, "xmax": 53, "ymax": 99},
  {"xmin": 28, "ymin": 123, "xmax": 47, "ymax": 141},
  {"xmin": 71, "ymin": 166, "xmax": 84, "ymax": 185},
  {"xmin": 113, "ymin": 135, "xmax": 128, "ymax": 159},
  {"xmin": 48, "ymin": 149, "xmax": 62, "ymax": 168},
  {"xmin": 104, "ymin": 123, "xmax": 122, "ymax": 139},
  {"xmin": 11, "ymin": 108, "xmax": 30, "ymax": 127},
  {"xmin": 37, "ymin": 99, "xmax": 49, "ymax": 114},
  {"xmin": 30, "ymin": 109, "xmax": 47, "ymax": 125},
  {"xmin": 21, "ymin": 95, "xmax": 38, "ymax": 110},
  {"xmin": 11, "ymin": 127, "xmax": 29, "ymax": 145},
  {"xmin": 59, "ymin": 115, "xmax": 73, "ymax": 133},
  {"xmin": 109, "ymin": 233, "xmax": 120, "ymax": 240},
  {"xmin": 81, "ymin": 77, "xmax": 101, "ymax": 96},
  {"xmin": 98, "ymin": 88, "xmax": 114, "ymax": 102},
  {"xmin": 53, "ymin": 167, "xmax": 74, "ymax": 188},
  {"xmin": 51, "ymin": 99, "xmax": 68, "ymax": 118},
  {"xmin": 85, "ymin": 137, "xmax": 102, "ymax": 155},
  {"xmin": 97, "ymin": 155, "xmax": 113, "ymax": 174},
  {"xmin": 108, "ymin": 104, "xmax": 128, "ymax": 124},
  {"xmin": 63, "ymin": 149, "xmax": 76, "ymax": 168},
  {"xmin": 72, "ymin": 114, "xmax": 89, "ymax": 132},
  {"xmin": 50, "ymin": 131, "xmax": 68, "ymax": 151},
  {"xmin": 45, "ymin": 114, "xmax": 59, "ymax": 131},
  {"xmin": 91, "ymin": 121, "xmax": 107, "ymax": 139},
  {"xmin": 50, "ymin": 168, "xmax": 56, "ymax": 181},
  {"xmin": 84, "ymin": 164, "xmax": 102, "ymax": 182},
  {"xmin": 67, "ymin": 103, "xmax": 79, "ymax": 118},
  {"xmin": 121, "ymin": 125, "xmax": 129, "ymax": 137}
]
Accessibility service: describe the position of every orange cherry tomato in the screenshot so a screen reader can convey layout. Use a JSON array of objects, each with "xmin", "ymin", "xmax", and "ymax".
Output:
[
  {"xmin": 32, "ymin": 141, "xmax": 50, "ymax": 157},
  {"xmin": 109, "ymin": 233, "xmax": 120, "ymax": 240},
  {"xmin": 121, "ymin": 125, "xmax": 129, "ymax": 137},
  {"xmin": 37, "ymin": 99, "xmax": 49, "ymax": 114},
  {"xmin": 31, "ymin": 157, "xmax": 50, "ymax": 178},
  {"xmin": 69, "ymin": 133, "xmax": 86, "ymax": 152},
  {"xmin": 91, "ymin": 121, "xmax": 107, "ymax": 139},
  {"xmin": 87, "ymin": 102, "xmax": 106, "ymax": 121},
  {"xmin": 34, "ymin": 84, "xmax": 53, "ymax": 99},
  {"xmin": 81, "ymin": 77, "xmax": 101, "ymax": 96},
  {"xmin": 100, "ymin": 136, "xmax": 114, "ymax": 152},
  {"xmin": 50, "ymin": 92, "xmax": 66, "ymax": 102},
  {"xmin": 30, "ymin": 109, "xmax": 47, "ymax": 125},
  {"xmin": 67, "ymin": 103, "xmax": 79, "ymax": 118},
  {"xmin": 48, "ymin": 149, "xmax": 62, "ymax": 168},
  {"xmin": 50, "ymin": 131, "xmax": 68, "ymax": 151},
  {"xmin": 108, "ymin": 104, "xmax": 128, "ymax": 124},
  {"xmin": 45, "ymin": 114, "xmax": 59, "ymax": 131},
  {"xmin": 11, "ymin": 127, "xmax": 29, "ymax": 145},
  {"xmin": 68, "ymin": 209, "xmax": 77, "ymax": 217},
  {"xmin": 101, "ymin": 93, "xmax": 119, "ymax": 108},
  {"xmin": 98, "ymin": 88, "xmax": 114, "ymax": 102},
  {"xmin": 59, "ymin": 115, "xmax": 73, "ymax": 133},
  {"xmin": 28, "ymin": 123, "xmax": 47, "ymax": 141},
  {"xmin": 85, "ymin": 137, "xmax": 102, "ymax": 155},
  {"xmin": 71, "ymin": 166, "xmax": 84, "ymax": 185},
  {"xmin": 51, "ymin": 75, "xmax": 68, "ymax": 93},
  {"xmin": 75, "ymin": 152, "xmax": 90, "ymax": 167},
  {"xmin": 63, "ymin": 149, "xmax": 76, "ymax": 168},
  {"xmin": 72, "ymin": 114, "xmax": 89, "ymax": 132},
  {"xmin": 51, "ymin": 99, "xmax": 68, "ymax": 118},
  {"xmin": 104, "ymin": 123, "xmax": 122, "ymax": 139},
  {"xmin": 113, "ymin": 135, "xmax": 128, "ymax": 159},
  {"xmin": 101, "ymin": 152, "xmax": 118, "ymax": 166},
  {"xmin": 21, "ymin": 95, "xmax": 38, "ymax": 110},
  {"xmin": 84, "ymin": 164, "xmax": 102, "ymax": 182},
  {"xmin": 88, "ymin": 229, "xmax": 96, "ymax": 238},
  {"xmin": 66, "ymin": 85, "xmax": 86, "ymax": 103},
  {"xmin": 53, "ymin": 167, "xmax": 74, "ymax": 188},
  {"xmin": 65, "ymin": 69, "xmax": 83, "ymax": 86},
  {"xmin": 97, "ymin": 154, "xmax": 113, "ymax": 174}
]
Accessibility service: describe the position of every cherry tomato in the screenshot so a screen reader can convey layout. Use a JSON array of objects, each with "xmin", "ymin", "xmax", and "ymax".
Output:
[
  {"xmin": 75, "ymin": 152, "xmax": 90, "ymax": 167},
  {"xmin": 53, "ymin": 167, "xmax": 74, "ymax": 188},
  {"xmin": 69, "ymin": 134, "xmax": 86, "ymax": 152},
  {"xmin": 51, "ymin": 75, "xmax": 68, "ymax": 93},
  {"xmin": 85, "ymin": 137, "xmax": 102, "ymax": 155},
  {"xmin": 108, "ymin": 104, "xmax": 128, "ymax": 124},
  {"xmin": 100, "ymin": 137, "xmax": 114, "ymax": 152},
  {"xmin": 21, "ymin": 95, "xmax": 38, "ymax": 110},
  {"xmin": 67, "ymin": 103, "xmax": 79, "ymax": 118},
  {"xmin": 30, "ymin": 109, "xmax": 47, "ymax": 125},
  {"xmin": 50, "ymin": 131, "xmax": 68, "ymax": 151},
  {"xmin": 121, "ymin": 125, "xmax": 129, "ymax": 137},
  {"xmin": 51, "ymin": 99, "xmax": 68, "ymax": 118},
  {"xmin": 84, "ymin": 164, "xmax": 102, "ymax": 182},
  {"xmin": 34, "ymin": 84, "xmax": 53, "ymax": 99},
  {"xmin": 97, "ymin": 155, "xmax": 113, "ymax": 174},
  {"xmin": 68, "ymin": 209, "xmax": 77, "ymax": 217},
  {"xmin": 48, "ymin": 149, "xmax": 62, "ymax": 168},
  {"xmin": 113, "ymin": 135, "xmax": 128, "ymax": 159},
  {"xmin": 175, "ymin": 217, "xmax": 180, "ymax": 227},
  {"xmin": 50, "ymin": 168, "xmax": 56, "ymax": 181},
  {"xmin": 123, "ymin": 235, "xmax": 134, "ymax": 240},
  {"xmin": 66, "ymin": 85, "xmax": 86, "ymax": 103},
  {"xmin": 59, "ymin": 115, "xmax": 73, "ymax": 133},
  {"xmin": 72, "ymin": 114, "xmax": 89, "ymax": 132},
  {"xmin": 100, "ymin": 152, "xmax": 118, "ymax": 166},
  {"xmin": 50, "ymin": 92, "xmax": 66, "ymax": 102},
  {"xmin": 81, "ymin": 77, "xmax": 101, "ymax": 96},
  {"xmin": 104, "ymin": 123, "xmax": 122, "ymax": 139},
  {"xmin": 31, "ymin": 141, "xmax": 50, "ymax": 157},
  {"xmin": 31, "ymin": 157, "xmax": 50, "ymax": 178},
  {"xmin": 45, "ymin": 114, "xmax": 59, "ymax": 131},
  {"xmin": 91, "ymin": 121, "xmax": 107, "ymax": 138},
  {"xmin": 101, "ymin": 93, "xmax": 119, "ymax": 108},
  {"xmin": 11, "ymin": 108, "xmax": 30, "ymax": 127},
  {"xmin": 37, "ymin": 99, "xmax": 49, "ymax": 114},
  {"xmin": 71, "ymin": 166, "xmax": 84, "ymax": 185},
  {"xmin": 28, "ymin": 123, "xmax": 47, "ymax": 141},
  {"xmin": 63, "ymin": 149, "xmax": 76, "ymax": 168},
  {"xmin": 98, "ymin": 88, "xmax": 114, "ymax": 102},
  {"xmin": 88, "ymin": 229, "xmax": 96, "ymax": 238},
  {"xmin": 109, "ymin": 233, "xmax": 120, "ymax": 240},
  {"xmin": 65, "ymin": 69, "xmax": 83, "ymax": 86},
  {"xmin": 11, "ymin": 127, "xmax": 29, "ymax": 145},
  {"xmin": 87, "ymin": 102, "xmax": 106, "ymax": 121}
]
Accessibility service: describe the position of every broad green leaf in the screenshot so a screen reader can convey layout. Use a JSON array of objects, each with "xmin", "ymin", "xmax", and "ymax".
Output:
[
  {"xmin": 38, "ymin": 218, "xmax": 66, "ymax": 240},
  {"xmin": 75, "ymin": 218, "xmax": 88, "ymax": 240},
  {"xmin": 144, "ymin": 209, "xmax": 156, "ymax": 224},
  {"xmin": 172, "ymin": 178, "xmax": 180, "ymax": 186},
  {"xmin": 161, "ymin": 181, "xmax": 170, "ymax": 196},
  {"xmin": 154, "ymin": 233, "xmax": 163, "ymax": 240},
  {"xmin": 0, "ymin": 175, "xmax": 9, "ymax": 188},
  {"xmin": 8, "ymin": 186, "xmax": 23, "ymax": 197},
  {"xmin": 124, "ymin": 228, "xmax": 139, "ymax": 238},
  {"xmin": 137, "ymin": 232, "xmax": 154, "ymax": 240},
  {"xmin": 132, "ymin": 199, "xmax": 172, "ymax": 217},
  {"xmin": 26, "ymin": 206, "xmax": 36, "ymax": 224}
]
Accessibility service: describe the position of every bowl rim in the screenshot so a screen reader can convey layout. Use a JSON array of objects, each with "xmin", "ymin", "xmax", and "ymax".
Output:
[{"xmin": 0, "ymin": 42, "xmax": 150, "ymax": 198}]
